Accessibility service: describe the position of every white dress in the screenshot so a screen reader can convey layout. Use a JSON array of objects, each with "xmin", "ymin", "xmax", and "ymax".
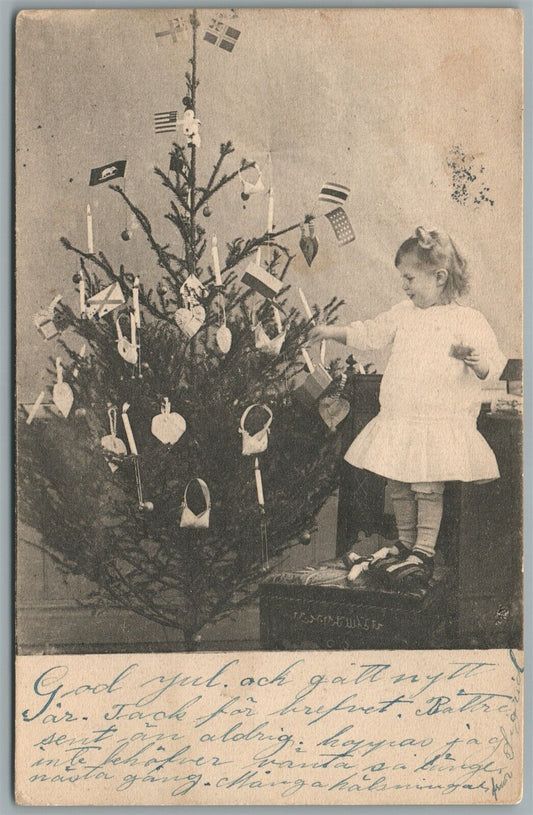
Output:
[{"xmin": 344, "ymin": 300, "xmax": 507, "ymax": 483}]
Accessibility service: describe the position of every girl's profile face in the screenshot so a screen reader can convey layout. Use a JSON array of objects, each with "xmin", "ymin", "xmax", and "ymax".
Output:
[{"xmin": 398, "ymin": 258, "xmax": 444, "ymax": 309}]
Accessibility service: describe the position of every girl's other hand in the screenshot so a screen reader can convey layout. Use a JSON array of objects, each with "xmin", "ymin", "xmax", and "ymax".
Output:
[{"xmin": 463, "ymin": 348, "xmax": 489, "ymax": 380}]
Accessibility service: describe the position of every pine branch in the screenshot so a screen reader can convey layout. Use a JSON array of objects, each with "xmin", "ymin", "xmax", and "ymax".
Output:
[
  {"xmin": 205, "ymin": 141, "xmax": 234, "ymax": 192},
  {"xmin": 60, "ymin": 238, "xmax": 174, "ymax": 324},
  {"xmin": 109, "ymin": 184, "xmax": 185, "ymax": 280},
  {"xmin": 195, "ymin": 159, "xmax": 256, "ymax": 211}
]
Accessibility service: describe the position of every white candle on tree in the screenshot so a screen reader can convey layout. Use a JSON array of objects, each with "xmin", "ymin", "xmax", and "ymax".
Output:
[
  {"xmin": 79, "ymin": 272, "xmax": 86, "ymax": 317},
  {"xmin": 267, "ymin": 187, "xmax": 274, "ymax": 233},
  {"xmin": 87, "ymin": 204, "xmax": 94, "ymax": 254},
  {"xmin": 211, "ymin": 236, "xmax": 222, "ymax": 286},
  {"xmin": 298, "ymin": 287, "xmax": 314, "ymax": 321},
  {"xmin": 133, "ymin": 277, "xmax": 140, "ymax": 327},
  {"xmin": 122, "ymin": 403, "xmax": 138, "ymax": 456},
  {"xmin": 254, "ymin": 457, "xmax": 265, "ymax": 506}
]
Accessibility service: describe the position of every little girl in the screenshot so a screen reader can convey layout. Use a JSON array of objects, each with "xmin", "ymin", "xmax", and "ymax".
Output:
[{"xmin": 309, "ymin": 227, "xmax": 507, "ymax": 589}]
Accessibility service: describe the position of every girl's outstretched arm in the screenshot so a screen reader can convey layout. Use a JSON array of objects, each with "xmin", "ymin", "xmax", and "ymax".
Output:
[
  {"xmin": 309, "ymin": 303, "xmax": 404, "ymax": 350},
  {"xmin": 308, "ymin": 325, "xmax": 348, "ymax": 344}
]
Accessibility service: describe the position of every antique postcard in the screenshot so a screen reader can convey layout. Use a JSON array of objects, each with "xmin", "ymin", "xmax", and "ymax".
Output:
[{"xmin": 15, "ymin": 8, "xmax": 523, "ymax": 805}]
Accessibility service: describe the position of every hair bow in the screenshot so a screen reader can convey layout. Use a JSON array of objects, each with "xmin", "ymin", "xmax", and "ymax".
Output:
[{"xmin": 415, "ymin": 226, "xmax": 436, "ymax": 250}]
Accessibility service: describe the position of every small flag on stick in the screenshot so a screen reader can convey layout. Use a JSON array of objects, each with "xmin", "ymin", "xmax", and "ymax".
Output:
[
  {"xmin": 318, "ymin": 182, "xmax": 350, "ymax": 207},
  {"xmin": 324, "ymin": 207, "xmax": 355, "ymax": 246},
  {"xmin": 204, "ymin": 21, "xmax": 241, "ymax": 53},
  {"xmin": 155, "ymin": 16, "xmax": 188, "ymax": 45},
  {"xmin": 89, "ymin": 161, "xmax": 127, "ymax": 186},
  {"xmin": 154, "ymin": 110, "xmax": 178, "ymax": 134}
]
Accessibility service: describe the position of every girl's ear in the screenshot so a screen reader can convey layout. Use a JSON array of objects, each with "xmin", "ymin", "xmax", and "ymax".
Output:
[{"xmin": 435, "ymin": 268, "xmax": 449, "ymax": 289}]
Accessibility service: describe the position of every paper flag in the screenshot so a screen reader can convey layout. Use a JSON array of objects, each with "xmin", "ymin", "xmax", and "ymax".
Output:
[
  {"xmin": 86, "ymin": 282, "xmax": 125, "ymax": 320},
  {"xmin": 154, "ymin": 111, "xmax": 178, "ymax": 134},
  {"xmin": 89, "ymin": 161, "xmax": 127, "ymax": 186},
  {"xmin": 318, "ymin": 182, "xmax": 350, "ymax": 207},
  {"xmin": 155, "ymin": 16, "xmax": 189, "ymax": 45},
  {"xmin": 169, "ymin": 154, "xmax": 183, "ymax": 174},
  {"xmin": 324, "ymin": 207, "xmax": 355, "ymax": 246},
  {"xmin": 203, "ymin": 21, "xmax": 241, "ymax": 52}
]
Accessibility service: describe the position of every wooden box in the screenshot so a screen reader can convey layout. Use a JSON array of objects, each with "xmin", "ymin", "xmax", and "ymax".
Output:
[{"xmin": 260, "ymin": 562, "xmax": 453, "ymax": 650}]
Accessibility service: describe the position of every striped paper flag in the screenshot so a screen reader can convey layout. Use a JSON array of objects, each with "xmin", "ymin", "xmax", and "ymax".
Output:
[
  {"xmin": 318, "ymin": 182, "xmax": 350, "ymax": 207},
  {"xmin": 154, "ymin": 110, "xmax": 178, "ymax": 134}
]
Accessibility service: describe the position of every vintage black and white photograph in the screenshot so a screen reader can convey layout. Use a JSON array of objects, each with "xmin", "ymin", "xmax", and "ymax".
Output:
[
  {"xmin": 14, "ymin": 8, "xmax": 525, "ymax": 807},
  {"xmin": 16, "ymin": 8, "xmax": 523, "ymax": 657}
]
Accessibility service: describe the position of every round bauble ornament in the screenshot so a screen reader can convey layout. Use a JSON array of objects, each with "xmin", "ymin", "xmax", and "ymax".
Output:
[
  {"xmin": 157, "ymin": 283, "xmax": 168, "ymax": 296},
  {"xmin": 182, "ymin": 96, "xmax": 192, "ymax": 108},
  {"xmin": 141, "ymin": 361, "xmax": 150, "ymax": 371},
  {"xmin": 202, "ymin": 205, "xmax": 211, "ymax": 217},
  {"xmin": 241, "ymin": 192, "xmax": 250, "ymax": 201},
  {"xmin": 72, "ymin": 273, "xmax": 81, "ymax": 284},
  {"xmin": 140, "ymin": 501, "xmax": 154, "ymax": 512},
  {"xmin": 300, "ymin": 531, "xmax": 312, "ymax": 546},
  {"xmin": 121, "ymin": 229, "xmax": 130, "ymax": 241},
  {"xmin": 74, "ymin": 407, "xmax": 86, "ymax": 418}
]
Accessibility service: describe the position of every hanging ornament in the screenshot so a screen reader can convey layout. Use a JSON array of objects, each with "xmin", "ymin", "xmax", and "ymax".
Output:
[
  {"xmin": 203, "ymin": 205, "xmax": 212, "ymax": 217},
  {"xmin": 241, "ymin": 261, "xmax": 283, "ymax": 300},
  {"xmin": 151, "ymin": 398, "xmax": 186, "ymax": 445},
  {"xmin": 180, "ymin": 273, "xmax": 207, "ymax": 307},
  {"xmin": 294, "ymin": 347, "xmax": 333, "ymax": 408},
  {"xmin": 239, "ymin": 404, "xmax": 273, "ymax": 456},
  {"xmin": 299, "ymin": 222, "xmax": 319, "ymax": 267},
  {"xmin": 181, "ymin": 109, "xmax": 201, "ymax": 148},
  {"xmin": 216, "ymin": 296, "xmax": 232, "ymax": 354},
  {"xmin": 52, "ymin": 357, "xmax": 74, "ymax": 418},
  {"xmin": 182, "ymin": 96, "xmax": 192, "ymax": 108},
  {"xmin": 300, "ymin": 530, "xmax": 312, "ymax": 546},
  {"xmin": 86, "ymin": 281, "xmax": 125, "ymax": 321},
  {"xmin": 121, "ymin": 229, "xmax": 131, "ymax": 241},
  {"xmin": 115, "ymin": 312, "xmax": 138, "ymax": 365},
  {"xmin": 101, "ymin": 406, "xmax": 127, "ymax": 471},
  {"xmin": 238, "ymin": 162, "xmax": 265, "ymax": 200},
  {"xmin": 251, "ymin": 300, "xmax": 287, "ymax": 356},
  {"xmin": 318, "ymin": 371, "xmax": 351, "ymax": 430},
  {"xmin": 157, "ymin": 282, "xmax": 169, "ymax": 297},
  {"xmin": 33, "ymin": 295, "xmax": 63, "ymax": 340},
  {"xmin": 174, "ymin": 303, "xmax": 206, "ymax": 339},
  {"xmin": 180, "ymin": 479, "xmax": 211, "ymax": 528}
]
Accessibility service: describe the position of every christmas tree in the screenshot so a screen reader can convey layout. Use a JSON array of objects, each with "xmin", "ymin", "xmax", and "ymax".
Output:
[{"xmin": 18, "ymin": 11, "xmax": 346, "ymax": 649}]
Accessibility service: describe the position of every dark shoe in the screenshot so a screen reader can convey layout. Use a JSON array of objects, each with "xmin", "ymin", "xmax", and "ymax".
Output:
[
  {"xmin": 370, "ymin": 549, "xmax": 434, "ymax": 591},
  {"xmin": 367, "ymin": 541, "xmax": 411, "ymax": 576}
]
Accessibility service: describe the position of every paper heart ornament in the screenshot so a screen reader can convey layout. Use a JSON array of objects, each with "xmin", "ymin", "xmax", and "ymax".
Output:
[
  {"xmin": 216, "ymin": 325, "xmax": 232, "ymax": 354},
  {"xmin": 101, "ymin": 407, "xmax": 127, "ymax": 471},
  {"xmin": 101, "ymin": 433, "xmax": 127, "ymax": 457},
  {"xmin": 299, "ymin": 234, "xmax": 319, "ymax": 267},
  {"xmin": 318, "ymin": 393, "xmax": 350, "ymax": 430},
  {"xmin": 151, "ymin": 398, "xmax": 186, "ymax": 445},
  {"xmin": 174, "ymin": 305, "xmax": 206, "ymax": 339},
  {"xmin": 52, "ymin": 358, "xmax": 74, "ymax": 418}
]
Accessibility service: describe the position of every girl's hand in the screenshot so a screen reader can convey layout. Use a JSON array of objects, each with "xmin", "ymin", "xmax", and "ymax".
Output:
[
  {"xmin": 308, "ymin": 325, "xmax": 332, "ymax": 344},
  {"xmin": 463, "ymin": 348, "xmax": 489, "ymax": 379}
]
